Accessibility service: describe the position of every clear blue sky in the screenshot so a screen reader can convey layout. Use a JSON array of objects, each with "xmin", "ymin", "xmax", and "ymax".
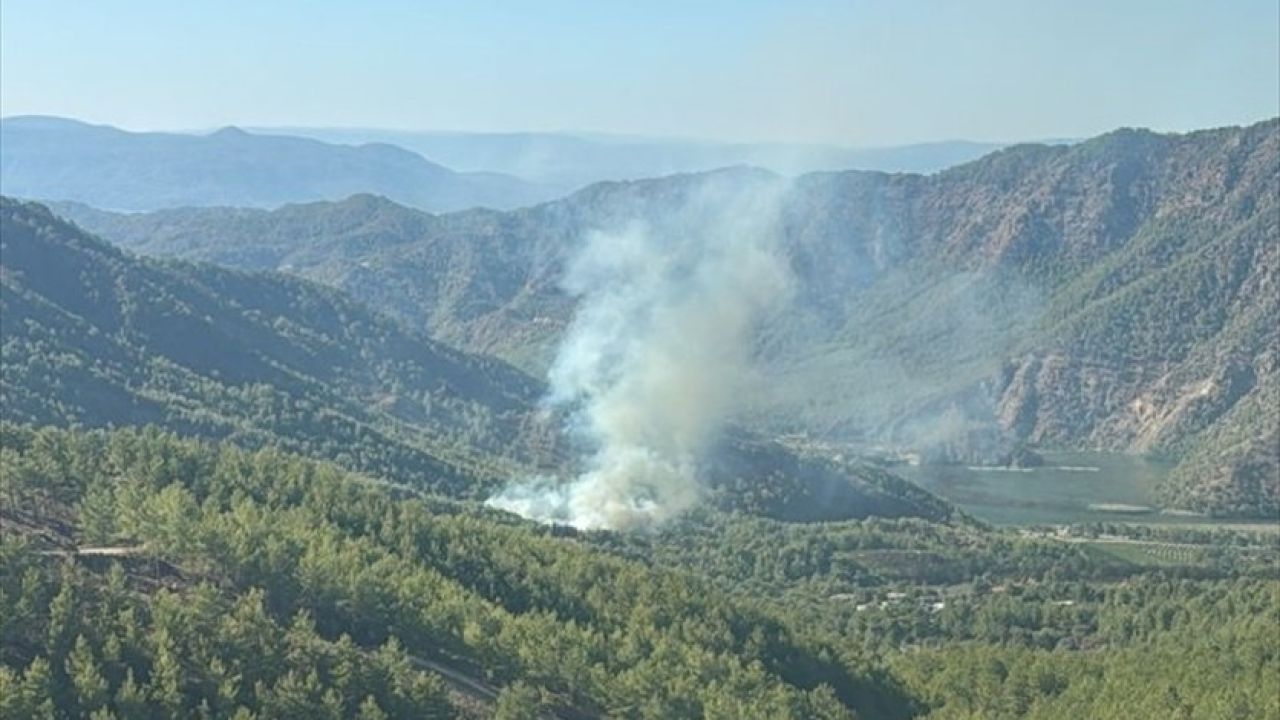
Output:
[{"xmin": 2, "ymin": 0, "xmax": 1276, "ymax": 145}]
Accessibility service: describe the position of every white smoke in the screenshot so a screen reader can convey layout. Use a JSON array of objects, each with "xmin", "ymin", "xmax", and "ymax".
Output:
[{"xmin": 487, "ymin": 176, "xmax": 792, "ymax": 530}]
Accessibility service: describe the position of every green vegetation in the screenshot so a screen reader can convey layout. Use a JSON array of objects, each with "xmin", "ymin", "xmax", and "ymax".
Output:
[
  {"xmin": 1161, "ymin": 374, "xmax": 1280, "ymax": 517},
  {"xmin": 1, "ymin": 196, "xmax": 944, "ymax": 525},
  {"xmin": 0, "ymin": 562, "xmax": 455, "ymax": 720},
  {"xmin": 2, "ymin": 120, "xmax": 1277, "ymax": 717},
  {"xmin": 3, "ymin": 425, "xmax": 1277, "ymax": 718},
  {"xmin": 54, "ymin": 119, "xmax": 1280, "ymax": 517},
  {"xmin": 1, "ymin": 196, "xmax": 547, "ymax": 498},
  {"xmin": 0, "ymin": 424, "xmax": 911, "ymax": 718}
]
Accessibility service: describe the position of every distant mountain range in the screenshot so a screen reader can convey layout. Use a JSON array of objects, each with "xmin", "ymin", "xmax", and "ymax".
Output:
[
  {"xmin": 0, "ymin": 115, "xmax": 553, "ymax": 212},
  {"xmin": 254, "ymin": 126, "xmax": 1021, "ymax": 189},
  {"xmin": 0, "ymin": 115, "xmax": 1040, "ymax": 216},
  {"xmin": 51, "ymin": 118, "xmax": 1279, "ymax": 517}
]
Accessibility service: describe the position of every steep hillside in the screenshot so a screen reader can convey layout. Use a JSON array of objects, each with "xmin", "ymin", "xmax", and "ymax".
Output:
[
  {"xmin": 772, "ymin": 120, "xmax": 1280, "ymax": 515},
  {"xmin": 0, "ymin": 425, "xmax": 916, "ymax": 719},
  {"xmin": 0, "ymin": 198, "xmax": 948, "ymax": 523},
  {"xmin": 0, "ymin": 198, "xmax": 549, "ymax": 495},
  {"xmin": 0, "ymin": 116, "xmax": 551, "ymax": 212},
  {"xmin": 56, "ymin": 120, "xmax": 1280, "ymax": 516}
]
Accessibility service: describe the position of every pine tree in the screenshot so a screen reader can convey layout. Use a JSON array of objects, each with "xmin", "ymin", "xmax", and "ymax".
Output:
[
  {"xmin": 494, "ymin": 681, "xmax": 543, "ymax": 720},
  {"xmin": 66, "ymin": 635, "xmax": 109, "ymax": 714},
  {"xmin": 321, "ymin": 688, "xmax": 345, "ymax": 720},
  {"xmin": 328, "ymin": 634, "xmax": 364, "ymax": 702},
  {"xmin": 356, "ymin": 695, "xmax": 389, "ymax": 720},
  {"xmin": 100, "ymin": 632, "xmax": 124, "ymax": 687},
  {"xmin": 20, "ymin": 657, "xmax": 57, "ymax": 720},
  {"xmin": 148, "ymin": 629, "xmax": 185, "ymax": 719},
  {"xmin": 78, "ymin": 477, "xmax": 118, "ymax": 545},
  {"xmin": 114, "ymin": 669, "xmax": 148, "ymax": 720},
  {"xmin": 0, "ymin": 666, "xmax": 22, "ymax": 717},
  {"xmin": 45, "ymin": 572, "xmax": 77, "ymax": 664},
  {"xmin": 3, "ymin": 566, "xmax": 47, "ymax": 659},
  {"xmin": 208, "ymin": 656, "xmax": 242, "ymax": 715}
]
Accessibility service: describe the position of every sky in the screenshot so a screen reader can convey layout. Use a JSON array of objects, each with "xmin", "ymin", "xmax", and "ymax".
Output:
[{"xmin": 2, "ymin": 0, "xmax": 1276, "ymax": 146}]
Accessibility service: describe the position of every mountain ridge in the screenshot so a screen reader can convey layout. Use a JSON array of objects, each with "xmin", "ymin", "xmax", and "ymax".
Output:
[
  {"xmin": 1, "ymin": 196, "xmax": 953, "ymax": 524},
  {"xmin": 49, "ymin": 118, "xmax": 1280, "ymax": 516},
  {"xmin": 0, "ymin": 115, "xmax": 553, "ymax": 213},
  {"xmin": 247, "ymin": 124, "xmax": 1017, "ymax": 188}
]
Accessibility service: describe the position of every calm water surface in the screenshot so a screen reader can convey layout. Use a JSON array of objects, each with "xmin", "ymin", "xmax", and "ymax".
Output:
[{"xmin": 896, "ymin": 451, "xmax": 1192, "ymax": 526}]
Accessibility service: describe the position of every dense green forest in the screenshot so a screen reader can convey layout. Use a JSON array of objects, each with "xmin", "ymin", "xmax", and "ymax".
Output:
[
  {"xmin": 0, "ymin": 424, "xmax": 911, "ymax": 718},
  {"xmin": 0, "ymin": 196, "xmax": 548, "ymax": 495},
  {"xmin": 2, "ymin": 425, "xmax": 1277, "ymax": 718}
]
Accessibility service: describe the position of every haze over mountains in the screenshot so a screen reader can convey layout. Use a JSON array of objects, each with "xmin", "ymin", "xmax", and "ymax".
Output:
[
  {"xmin": 252, "ymin": 126, "xmax": 1015, "ymax": 189},
  {"xmin": 0, "ymin": 115, "xmax": 550, "ymax": 212},
  {"xmin": 52, "ymin": 118, "xmax": 1280, "ymax": 518},
  {"xmin": 0, "ymin": 115, "xmax": 1027, "ymax": 215}
]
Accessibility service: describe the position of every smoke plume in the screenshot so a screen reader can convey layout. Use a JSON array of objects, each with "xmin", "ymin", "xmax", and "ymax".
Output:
[{"xmin": 487, "ymin": 176, "xmax": 791, "ymax": 530}]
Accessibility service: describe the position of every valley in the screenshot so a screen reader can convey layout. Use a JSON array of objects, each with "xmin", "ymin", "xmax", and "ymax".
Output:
[
  {"xmin": 50, "ymin": 119, "xmax": 1280, "ymax": 519},
  {"xmin": 0, "ymin": 197, "xmax": 951, "ymax": 526},
  {"xmin": 2, "ymin": 93, "xmax": 1277, "ymax": 720},
  {"xmin": 3, "ymin": 163, "xmax": 1274, "ymax": 714},
  {"xmin": 3, "ymin": 3, "xmax": 1277, "ymax": 717}
]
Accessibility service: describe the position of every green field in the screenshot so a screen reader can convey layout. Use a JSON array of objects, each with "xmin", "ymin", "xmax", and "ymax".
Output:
[{"xmin": 1081, "ymin": 541, "xmax": 1206, "ymax": 567}]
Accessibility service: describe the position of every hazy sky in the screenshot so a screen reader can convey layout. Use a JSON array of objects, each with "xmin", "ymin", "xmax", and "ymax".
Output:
[{"xmin": 2, "ymin": 0, "xmax": 1276, "ymax": 145}]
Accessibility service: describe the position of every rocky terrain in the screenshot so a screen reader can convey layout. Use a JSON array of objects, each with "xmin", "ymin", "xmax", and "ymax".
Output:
[{"xmin": 51, "ymin": 119, "xmax": 1280, "ymax": 516}]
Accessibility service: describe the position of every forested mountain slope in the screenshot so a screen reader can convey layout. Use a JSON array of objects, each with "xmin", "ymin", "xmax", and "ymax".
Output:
[
  {"xmin": 0, "ymin": 116, "xmax": 551, "ymax": 212},
  {"xmin": 0, "ymin": 425, "xmax": 912, "ymax": 719},
  {"xmin": 3, "ymin": 425, "xmax": 1277, "ymax": 719},
  {"xmin": 0, "ymin": 197, "xmax": 948, "ymax": 523},
  {"xmin": 57, "ymin": 119, "xmax": 1280, "ymax": 516},
  {"xmin": 0, "ymin": 197, "xmax": 548, "ymax": 495}
]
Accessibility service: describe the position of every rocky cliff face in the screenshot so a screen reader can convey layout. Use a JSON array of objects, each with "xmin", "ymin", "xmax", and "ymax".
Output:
[{"xmin": 52, "ymin": 119, "xmax": 1280, "ymax": 516}]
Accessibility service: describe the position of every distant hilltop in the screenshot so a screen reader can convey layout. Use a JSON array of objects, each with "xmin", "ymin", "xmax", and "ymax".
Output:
[{"xmin": 1, "ymin": 114, "xmax": 1064, "ymax": 213}]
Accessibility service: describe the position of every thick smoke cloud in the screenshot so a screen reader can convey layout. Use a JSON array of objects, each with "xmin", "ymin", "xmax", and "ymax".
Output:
[{"xmin": 488, "ymin": 177, "xmax": 792, "ymax": 530}]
